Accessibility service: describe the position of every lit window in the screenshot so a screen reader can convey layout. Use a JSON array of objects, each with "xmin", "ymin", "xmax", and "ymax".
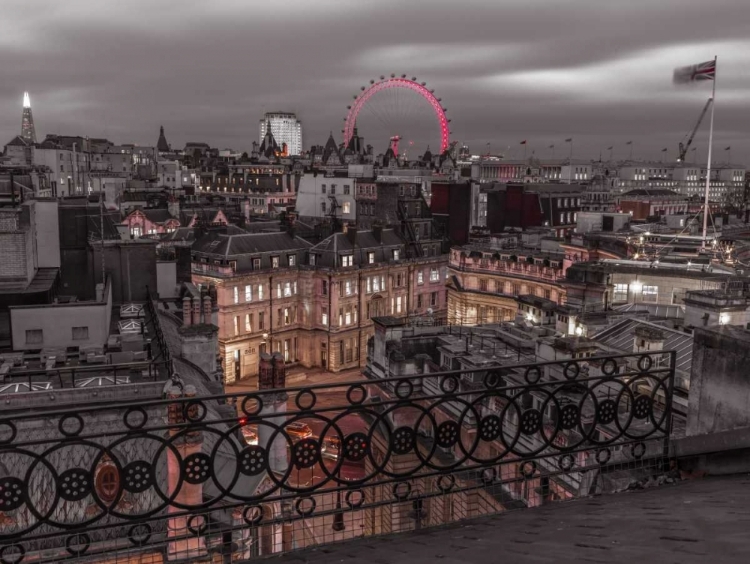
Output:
[
  {"xmin": 396, "ymin": 296, "xmax": 402, "ymax": 314},
  {"xmin": 271, "ymin": 256, "xmax": 279, "ymax": 269},
  {"xmin": 284, "ymin": 282, "xmax": 292, "ymax": 297},
  {"xmin": 343, "ymin": 202, "xmax": 351, "ymax": 214},
  {"xmin": 345, "ymin": 280, "xmax": 352, "ymax": 296},
  {"xmin": 368, "ymin": 252, "xmax": 375, "ymax": 264},
  {"xmin": 234, "ymin": 316, "xmax": 240, "ymax": 336},
  {"xmin": 245, "ymin": 285, "xmax": 252, "ymax": 302},
  {"xmin": 233, "ymin": 287, "xmax": 239, "ymax": 304},
  {"xmin": 417, "ymin": 271, "xmax": 424, "ymax": 284},
  {"xmin": 613, "ymin": 283, "xmax": 628, "ymax": 302},
  {"xmin": 345, "ymin": 310, "xmax": 352, "ymax": 325},
  {"xmin": 430, "ymin": 268, "xmax": 439, "ymax": 282},
  {"xmin": 393, "ymin": 250, "xmax": 400, "ymax": 261},
  {"xmin": 641, "ymin": 285, "xmax": 658, "ymax": 303},
  {"xmin": 341, "ymin": 255, "xmax": 353, "ymax": 267},
  {"xmin": 245, "ymin": 314, "xmax": 252, "ymax": 332},
  {"xmin": 310, "ymin": 254, "xmax": 316, "ymax": 266},
  {"xmin": 288, "ymin": 255, "xmax": 296, "ymax": 267},
  {"xmin": 258, "ymin": 284, "xmax": 264, "ymax": 300},
  {"xmin": 322, "ymin": 308, "xmax": 328, "ymax": 326}
]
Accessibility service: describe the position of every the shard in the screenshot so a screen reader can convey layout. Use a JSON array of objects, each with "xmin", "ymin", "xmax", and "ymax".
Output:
[{"xmin": 21, "ymin": 91, "xmax": 37, "ymax": 144}]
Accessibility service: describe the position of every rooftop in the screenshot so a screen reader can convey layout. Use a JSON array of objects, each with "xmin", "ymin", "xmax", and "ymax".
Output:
[{"xmin": 274, "ymin": 475, "xmax": 750, "ymax": 564}]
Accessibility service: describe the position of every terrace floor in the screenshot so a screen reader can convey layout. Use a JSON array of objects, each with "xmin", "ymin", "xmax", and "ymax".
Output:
[{"xmin": 273, "ymin": 475, "xmax": 750, "ymax": 564}]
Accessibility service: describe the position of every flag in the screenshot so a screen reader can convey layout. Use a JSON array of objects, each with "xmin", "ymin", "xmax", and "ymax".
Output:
[
  {"xmin": 520, "ymin": 140, "xmax": 527, "ymax": 145},
  {"xmin": 607, "ymin": 146, "xmax": 613, "ymax": 150},
  {"xmin": 725, "ymin": 146, "xmax": 731, "ymax": 150},
  {"xmin": 564, "ymin": 138, "xmax": 572, "ymax": 142},
  {"xmin": 673, "ymin": 59, "xmax": 716, "ymax": 84},
  {"xmin": 626, "ymin": 141, "xmax": 633, "ymax": 145}
]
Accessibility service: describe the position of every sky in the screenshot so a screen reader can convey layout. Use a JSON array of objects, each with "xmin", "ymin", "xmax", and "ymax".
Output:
[{"xmin": 2, "ymin": 0, "xmax": 749, "ymax": 163}]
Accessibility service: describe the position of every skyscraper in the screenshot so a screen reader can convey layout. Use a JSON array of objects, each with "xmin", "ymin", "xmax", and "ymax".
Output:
[
  {"xmin": 259, "ymin": 112, "xmax": 302, "ymax": 156},
  {"xmin": 21, "ymin": 92, "xmax": 37, "ymax": 144}
]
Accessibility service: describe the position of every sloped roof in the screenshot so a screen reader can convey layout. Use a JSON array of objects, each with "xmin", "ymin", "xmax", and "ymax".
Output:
[
  {"xmin": 311, "ymin": 229, "xmax": 403, "ymax": 253},
  {"xmin": 621, "ymin": 188, "xmax": 681, "ymax": 197},
  {"xmin": 193, "ymin": 230, "xmax": 312, "ymax": 257},
  {"xmin": 322, "ymin": 133, "xmax": 343, "ymax": 165},
  {"xmin": 5, "ymin": 135, "xmax": 29, "ymax": 147},
  {"xmin": 141, "ymin": 208, "xmax": 178, "ymax": 224}
]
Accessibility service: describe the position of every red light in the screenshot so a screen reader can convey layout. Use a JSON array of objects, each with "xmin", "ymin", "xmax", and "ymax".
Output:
[{"xmin": 239, "ymin": 417, "xmax": 247, "ymax": 425}]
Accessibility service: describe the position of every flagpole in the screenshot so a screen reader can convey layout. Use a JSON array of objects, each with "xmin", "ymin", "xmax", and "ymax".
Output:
[{"xmin": 701, "ymin": 55, "xmax": 717, "ymax": 247}]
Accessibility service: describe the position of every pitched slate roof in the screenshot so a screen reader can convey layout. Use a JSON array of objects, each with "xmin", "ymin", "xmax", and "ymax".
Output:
[
  {"xmin": 141, "ymin": 208, "xmax": 178, "ymax": 224},
  {"xmin": 193, "ymin": 230, "xmax": 312, "ymax": 257}
]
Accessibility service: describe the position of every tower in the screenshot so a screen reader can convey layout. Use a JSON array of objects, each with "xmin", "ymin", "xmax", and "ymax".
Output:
[
  {"xmin": 21, "ymin": 92, "xmax": 36, "ymax": 144},
  {"xmin": 156, "ymin": 125, "xmax": 170, "ymax": 153}
]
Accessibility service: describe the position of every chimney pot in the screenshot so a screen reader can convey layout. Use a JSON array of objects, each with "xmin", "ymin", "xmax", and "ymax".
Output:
[{"xmin": 182, "ymin": 297, "xmax": 192, "ymax": 327}]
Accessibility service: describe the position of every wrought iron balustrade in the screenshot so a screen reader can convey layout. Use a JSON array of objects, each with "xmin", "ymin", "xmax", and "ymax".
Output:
[{"xmin": 0, "ymin": 351, "xmax": 674, "ymax": 563}]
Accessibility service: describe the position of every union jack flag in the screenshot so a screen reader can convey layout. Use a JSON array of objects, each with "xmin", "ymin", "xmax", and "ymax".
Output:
[{"xmin": 673, "ymin": 59, "xmax": 716, "ymax": 84}]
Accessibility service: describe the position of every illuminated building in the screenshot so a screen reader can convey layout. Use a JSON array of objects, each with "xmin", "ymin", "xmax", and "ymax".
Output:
[
  {"xmin": 20, "ymin": 91, "xmax": 37, "ymax": 144},
  {"xmin": 259, "ymin": 112, "xmax": 302, "ymax": 156}
]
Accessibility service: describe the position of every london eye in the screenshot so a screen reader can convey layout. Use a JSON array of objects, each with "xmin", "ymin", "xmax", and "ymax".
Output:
[{"xmin": 342, "ymin": 75, "xmax": 451, "ymax": 157}]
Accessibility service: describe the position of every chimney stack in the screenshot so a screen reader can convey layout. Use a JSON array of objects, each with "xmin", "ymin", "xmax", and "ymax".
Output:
[
  {"xmin": 346, "ymin": 225, "xmax": 358, "ymax": 246},
  {"xmin": 192, "ymin": 297, "xmax": 201, "ymax": 326},
  {"xmin": 182, "ymin": 297, "xmax": 192, "ymax": 327},
  {"xmin": 202, "ymin": 295, "xmax": 212, "ymax": 324}
]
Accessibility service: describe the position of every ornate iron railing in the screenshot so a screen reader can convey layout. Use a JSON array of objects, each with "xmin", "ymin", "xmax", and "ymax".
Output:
[{"xmin": 0, "ymin": 351, "xmax": 674, "ymax": 562}]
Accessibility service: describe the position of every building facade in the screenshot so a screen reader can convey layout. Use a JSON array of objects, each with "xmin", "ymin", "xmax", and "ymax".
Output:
[{"xmin": 259, "ymin": 113, "xmax": 303, "ymax": 156}]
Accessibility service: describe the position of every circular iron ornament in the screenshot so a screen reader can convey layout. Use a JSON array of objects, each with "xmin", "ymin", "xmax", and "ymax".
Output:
[
  {"xmin": 345, "ymin": 489, "xmax": 365, "ymax": 509},
  {"xmin": 602, "ymin": 358, "xmax": 618, "ymax": 376},
  {"xmin": 58, "ymin": 413, "xmax": 84, "ymax": 437},
  {"xmin": 240, "ymin": 394, "xmax": 263, "ymax": 417},
  {"xmin": 343, "ymin": 433, "xmax": 369, "ymax": 462},
  {"xmin": 436, "ymin": 421, "xmax": 459, "ymax": 448},
  {"xmin": 520, "ymin": 460, "xmax": 537, "ymax": 478},
  {"xmin": 631, "ymin": 442, "xmax": 647, "ymax": 459},
  {"xmin": 187, "ymin": 515, "xmax": 207, "ymax": 536},
  {"xmin": 128, "ymin": 524, "xmax": 152, "ymax": 547},
  {"xmin": 524, "ymin": 366, "xmax": 541, "ymax": 385},
  {"xmin": 295, "ymin": 496, "xmax": 316, "ymax": 517},
  {"xmin": 242, "ymin": 505, "xmax": 263, "ymax": 525},
  {"xmin": 394, "ymin": 379, "xmax": 414, "ymax": 400},
  {"xmin": 295, "ymin": 389, "xmax": 317, "ymax": 411},
  {"xmin": 183, "ymin": 399, "xmax": 207, "ymax": 423},
  {"xmin": 239, "ymin": 446, "xmax": 268, "ymax": 476},
  {"xmin": 484, "ymin": 371, "xmax": 502, "ymax": 389},
  {"xmin": 597, "ymin": 399, "xmax": 617, "ymax": 425},
  {"xmin": 392, "ymin": 481, "xmax": 412, "ymax": 501},
  {"xmin": 563, "ymin": 361, "xmax": 580, "ymax": 380},
  {"xmin": 293, "ymin": 439, "xmax": 320, "ymax": 469},
  {"xmin": 558, "ymin": 453, "xmax": 575, "ymax": 471},
  {"xmin": 123, "ymin": 460, "xmax": 154, "ymax": 493},
  {"xmin": 391, "ymin": 427, "xmax": 416, "ymax": 455},
  {"xmin": 481, "ymin": 467, "xmax": 497, "ymax": 484},
  {"xmin": 560, "ymin": 404, "xmax": 580, "ymax": 430},
  {"xmin": 520, "ymin": 409, "xmax": 542, "ymax": 435},
  {"xmin": 123, "ymin": 406, "xmax": 148, "ymax": 430},
  {"xmin": 596, "ymin": 448, "xmax": 612, "ymax": 465},
  {"xmin": 633, "ymin": 395, "xmax": 652, "ymax": 420},
  {"xmin": 479, "ymin": 415, "xmax": 502, "ymax": 442},
  {"xmin": 182, "ymin": 453, "xmax": 211, "ymax": 484},
  {"xmin": 0, "ymin": 477, "xmax": 25, "ymax": 512},
  {"xmin": 0, "ymin": 420, "xmax": 18, "ymax": 445},
  {"xmin": 0, "ymin": 544, "xmax": 25, "ymax": 564},
  {"xmin": 440, "ymin": 375, "xmax": 459, "ymax": 394},
  {"xmin": 65, "ymin": 533, "xmax": 91, "ymax": 557},
  {"xmin": 346, "ymin": 384, "xmax": 367, "ymax": 406},
  {"xmin": 437, "ymin": 474, "xmax": 456, "ymax": 492},
  {"xmin": 58, "ymin": 468, "xmax": 92, "ymax": 502},
  {"xmin": 638, "ymin": 355, "xmax": 653, "ymax": 372}
]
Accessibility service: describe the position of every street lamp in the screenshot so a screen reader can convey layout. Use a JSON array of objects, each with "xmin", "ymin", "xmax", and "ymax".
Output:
[{"xmin": 331, "ymin": 465, "xmax": 345, "ymax": 532}]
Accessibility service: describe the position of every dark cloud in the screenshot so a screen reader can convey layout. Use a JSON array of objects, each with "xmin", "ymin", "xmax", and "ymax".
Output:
[{"xmin": 1, "ymin": 0, "xmax": 748, "ymax": 162}]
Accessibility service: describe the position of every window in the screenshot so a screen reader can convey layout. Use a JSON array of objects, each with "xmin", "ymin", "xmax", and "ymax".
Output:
[
  {"xmin": 271, "ymin": 256, "xmax": 279, "ymax": 269},
  {"xmin": 322, "ymin": 307, "xmax": 328, "ymax": 326},
  {"xmin": 345, "ymin": 280, "xmax": 352, "ymax": 296},
  {"xmin": 330, "ymin": 185, "xmax": 336, "ymax": 194},
  {"xmin": 431, "ymin": 292, "xmax": 438, "ymax": 307},
  {"xmin": 245, "ymin": 285, "xmax": 252, "ymax": 302},
  {"xmin": 131, "ymin": 226, "xmax": 141, "ymax": 238},
  {"xmin": 258, "ymin": 312, "xmax": 265, "ymax": 330},
  {"xmin": 559, "ymin": 213, "xmax": 565, "ymax": 224},
  {"xmin": 396, "ymin": 296, "xmax": 403, "ymax": 314},
  {"xmin": 284, "ymin": 308, "xmax": 291, "ymax": 325},
  {"xmin": 233, "ymin": 287, "xmax": 239, "ymax": 304},
  {"xmin": 480, "ymin": 279, "xmax": 488, "ymax": 292},
  {"xmin": 342, "ymin": 202, "xmax": 351, "ymax": 214},
  {"xmin": 245, "ymin": 313, "xmax": 253, "ymax": 332},
  {"xmin": 613, "ymin": 283, "xmax": 628, "ymax": 302},
  {"xmin": 72, "ymin": 326, "xmax": 89, "ymax": 341},
  {"xmin": 234, "ymin": 316, "xmax": 240, "ymax": 336},
  {"xmin": 366, "ymin": 277, "xmax": 372, "ymax": 293},
  {"xmin": 310, "ymin": 254, "xmax": 316, "ymax": 266},
  {"xmin": 368, "ymin": 252, "xmax": 375, "ymax": 264},
  {"xmin": 345, "ymin": 309, "xmax": 352, "ymax": 325},
  {"xmin": 417, "ymin": 294, "xmax": 423, "ymax": 308},
  {"xmin": 253, "ymin": 258, "xmax": 261, "ymax": 270},
  {"xmin": 642, "ymin": 285, "xmax": 658, "ymax": 303},
  {"xmin": 321, "ymin": 202, "xmax": 326, "ymax": 213},
  {"xmin": 276, "ymin": 283, "xmax": 281, "ymax": 298},
  {"xmin": 277, "ymin": 308, "xmax": 282, "ymax": 327},
  {"xmin": 288, "ymin": 255, "xmax": 296, "ymax": 267},
  {"xmin": 417, "ymin": 270, "xmax": 424, "ymax": 285},
  {"xmin": 284, "ymin": 281, "xmax": 292, "ymax": 297},
  {"xmin": 344, "ymin": 185, "xmax": 350, "ymax": 195},
  {"xmin": 258, "ymin": 284, "xmax": 264, "ymax": 300},
  {"xmin": 430, "ymin": 268, "xmax": 440, "ymax": 282},
  {"xmin": 322, "ymin": 280, "xmax": 328, "ymax": 295},
  {"xmin": 393, "ymin": 249, "xmax": 400, "ymax": 261},
  {"xmin": 341, "ymin": 255, "xmax": 353, "ymax": 267},
  {"xmin": 321, "ymin": 184, "xmax": 326, "ymax": 193},
  {"xmin": 396, "ymin": 273, "xmax": 403, "ymax": 287}
]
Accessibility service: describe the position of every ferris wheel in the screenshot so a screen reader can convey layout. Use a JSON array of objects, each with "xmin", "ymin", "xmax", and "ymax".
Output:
[{"xmin": 343, "ymin": 74, "xmax": 451, "ymax": 156}]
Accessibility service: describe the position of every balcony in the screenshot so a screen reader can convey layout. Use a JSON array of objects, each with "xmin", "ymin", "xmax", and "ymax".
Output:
[
  {"xmin": 192, "ymin": 262, "xmax": 236, "ymax": 277},
  {"xmin": 0, "ymin": 351, "xmax": 677, "ymax": 562},
  {"xmin": 450, "ymin": 256, "xmax": 565, "ymax": 282}
]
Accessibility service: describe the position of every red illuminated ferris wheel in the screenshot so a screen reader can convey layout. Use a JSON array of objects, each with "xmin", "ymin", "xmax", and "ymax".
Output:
[{"xmin": 343, "ymin": 74, "xmax": 451, "ymax": 156}]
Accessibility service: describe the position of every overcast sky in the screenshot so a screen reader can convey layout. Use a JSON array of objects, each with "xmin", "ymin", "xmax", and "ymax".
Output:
[{"xmin": 2, "ymin": 0, "xmax": 749, "ymax": 162}]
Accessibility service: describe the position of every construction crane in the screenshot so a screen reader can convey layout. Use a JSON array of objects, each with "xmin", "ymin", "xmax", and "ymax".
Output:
[{"xmin": 678, "ymin": 97, "xmax": 712, "ymax": 162}]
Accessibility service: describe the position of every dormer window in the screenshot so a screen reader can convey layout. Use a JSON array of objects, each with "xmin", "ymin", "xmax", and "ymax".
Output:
[
  {"xmin": 393, "ymin": 250, "xmax": 400, "ymax": 261},
  {"xmin": 341, "ymin": 255, "xmax": 353, "ymax": 267},
  {"xmin": 271, "ymin": 256, "xmax": 279, "ymax": 269}
]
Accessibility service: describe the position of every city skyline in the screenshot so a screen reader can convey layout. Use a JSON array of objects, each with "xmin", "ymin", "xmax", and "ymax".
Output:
[{"xmin": 2, "ymin": 0, "xmax": 750, "ymax": 161}]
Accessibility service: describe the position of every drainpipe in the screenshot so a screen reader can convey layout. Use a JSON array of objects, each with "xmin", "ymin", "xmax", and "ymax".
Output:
[
  {"xmin": 269, "ymin": 275, "xmax": 273, "ymax": 353},
  {"xmin": 327, "ymin": 273, "xmax": 332, "ymax": 369}
]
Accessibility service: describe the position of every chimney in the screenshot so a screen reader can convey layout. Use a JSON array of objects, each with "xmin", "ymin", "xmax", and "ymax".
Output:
[
  {"xmin": 191, "ymin": 297, "xmax": 201, "ymax": 326},
  {"xmin": 346, "ymin": 225, "xmax": 358, "ymax": 246},
  {"xmin": 182, "ymin": 297, "xmax": 192, "ymax": 327},
  {"xmin": 202, "ymin": 295, "xmax": 212, "ymax": 324},
  {"xmin": 373, "ymin": 224, "xmax": 383, "ymax": 243}
]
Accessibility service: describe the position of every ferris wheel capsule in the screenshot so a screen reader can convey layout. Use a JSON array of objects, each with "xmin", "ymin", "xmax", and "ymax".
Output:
[
  {"xmin": 412, "ymin": 77, "xmax": 417, "ymax": 81},
  {"xmin": 361, "ymin": 86, "xmax": 366, "ymax": 91},
  {"xmin": 401, "ymin": 74, "xmax": 406, "ymax": 78},
  {"xmin": 390, "ymin": 73, "xmax": 395, "ymax": 78},
  {"xmin": 370, "ymin": 79, "xmax": 375, "ymax": 84},
  {"xmin": 421, "ymin": 82, "xmax": 426, "ymax": 86},
  {"xmin": 380, "ymin": 75, "xmax": 385, "ymax": 80}
]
